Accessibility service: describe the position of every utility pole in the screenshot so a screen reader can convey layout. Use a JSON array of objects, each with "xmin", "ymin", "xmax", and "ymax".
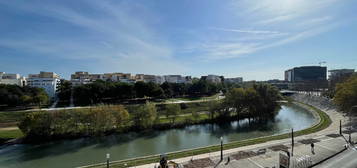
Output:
[
  {"xmin": 291, "ymin": 128, "xmax": 294, "ymax": 157},
  {"xmin": 220, "ymin": 137, "xmax": 223, "ymax": 161},
  {"xmin": 340, "ymin": 120, "xmax": 342, "ymax": 135},
  {"xmin": 349, "ymin": 106, "xmax": 357, "ymax": 143}
]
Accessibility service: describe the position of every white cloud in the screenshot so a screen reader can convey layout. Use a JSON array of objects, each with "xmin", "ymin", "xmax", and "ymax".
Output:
[
  {"xmin": 0, "ymin": 1, "xmax": 187, "ymax": 76},
  {"xmin": 183, "ymin": 0, "xmax": 344, "ymax": 60},
  {"xmin": 210, "ymin": 27, "xmax": 283, "ymax": 34}
]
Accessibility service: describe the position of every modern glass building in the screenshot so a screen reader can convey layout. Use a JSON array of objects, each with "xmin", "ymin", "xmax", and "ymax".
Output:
[{"xmin": 285, "ymin": 66, "xmax": 327, "ymax": 82}]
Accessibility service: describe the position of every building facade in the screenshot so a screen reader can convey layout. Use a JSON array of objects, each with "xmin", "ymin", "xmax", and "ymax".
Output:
[
  {"xmin": 71, "ymin": 72, "xmax": 135, "ymax": 86},
  {"xmin": 284, "ymin": 66, "xmax": 327, "ymax": 90},
  {"xmin": 0, "ymin": 72, "xmax": 26, "ymax": 86},
  {"xmin": 328, "ymin": 69, "xmax": 355, "ymax": 89},
  {"xmin": 225, "ymin": 77, "xmax": 243, "ymax": 84},
  {"xmin": 285, "ymin": 66, "xmax": 327, "ymax": 82},
  {"xmin": 201, "ymin": 75, "xmax": 222, "ymax": 83},
  {"xmin": 164, "ymin": 75, "xmax": 192, "ymax": 84},
  {"xmin": 27, "ymin": 72, "xmax": 61, "ymax": 99}
]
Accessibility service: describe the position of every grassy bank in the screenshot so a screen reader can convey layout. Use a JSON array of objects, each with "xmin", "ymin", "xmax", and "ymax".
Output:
[
  {"xmin": 0, "ymin": 111, "xmax": 29, "ymax": 123},
  {"xmin": 83, "ymin": 101, "xmax": 331, "ymax": 168},
  {"xmin": 0, "ymin": 128, "xmax": 24, "ymax": 144},
  {"xmin": 163, "ymin": 94, "xmax": 220, "ymax": 103}
]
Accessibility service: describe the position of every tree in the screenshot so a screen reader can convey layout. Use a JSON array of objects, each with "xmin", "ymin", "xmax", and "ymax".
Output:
[
  {"xmin": 57, "ymin": 80, "xmax": 72, "ymax": 102},
  {"xmin": 334, "ymin": 74, "xmax": 357, "ymax": 112},
  {"xmin": 135, "ymin": 81, "xmax": 149, "ymax": 98},
  {"xmin": 225, "ymin": 88, "xmax": 245, "ymax": 119},
  {"xmin": 33, "ymin": 88, "xmax": 49, "ymax": 108},
  {"xmin": 165, "ymin": 104, "xmax": 181, "ymax": 123},
  {"xmin": 192, "ymin": 110, "xmax": 200, "ymax": 121},
  {"xmin": 161, "ymin": 82, "xmax": 173, "ymax": 98},
  {"xmin": 132, "ymin": 101, "xmax": 157, "ymax": 129},
  {"xmin": 111, "ymin": 105, "xmax": 130, "ymax": 130}
]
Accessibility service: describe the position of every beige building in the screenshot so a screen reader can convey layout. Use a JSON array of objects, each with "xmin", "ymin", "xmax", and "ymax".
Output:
[
  {"xmin": 27, "ymin": 71, "xmax": 61, "ymax": 99},
  {"xmin": 71, "ymin": 72, "xmax": 135, "ymax": 86},
  {"xmin": 0, "ymin": 72, "xmax": 26, "ymax": 86},
  {"xmin": 164, "ymin": 75, "xmax": 192, "ymax": 84}
]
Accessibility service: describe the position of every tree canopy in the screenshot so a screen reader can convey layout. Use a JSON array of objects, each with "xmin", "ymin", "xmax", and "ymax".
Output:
[
  {"xmin": 334, "ymin": 74, "xmax": 357, "ymax": 112},
  {"xmin": 0, "ymin": 84, "xmax": 49, "ymax": 108},
  {"xmin": 70, "ymin": 80, "xmax": 227, "ymax": 106}
]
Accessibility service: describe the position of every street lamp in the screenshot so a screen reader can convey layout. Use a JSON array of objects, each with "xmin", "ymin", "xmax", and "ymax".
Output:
[
  {"xmin": 291, "ymin": 128, "xmax": 294, "ymax": 157},
  {"xmin": 106, "ymin": 153, "xmax": 110, "ymax": 168},
  {"xmin": 220, "ymin": 136, "xmax": 223, "ymax": 161}
]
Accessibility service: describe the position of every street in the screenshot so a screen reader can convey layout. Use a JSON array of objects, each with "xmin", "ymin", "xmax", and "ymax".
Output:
[{"xmin": 314, "ymin": 147, "xmax": 357, "ymax": 168}]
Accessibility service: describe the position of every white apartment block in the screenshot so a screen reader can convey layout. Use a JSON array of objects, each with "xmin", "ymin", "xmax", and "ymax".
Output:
[
  {"xmin": 27, "ymin": 72, "xmax": 61, "ymax": 99},
  {"xmin": 206, "ymin": 75, "xmax": 222, "ymax": 83},
  {"xmin": 164, "ymin": 75, "xmax": 192, "ymax": 84},
  {"xmin": 70, "ymin": 72, "xmax": 195, "ymax": 85},
  {"xmin": 0, "ymin": 72, "xmax": 26, "ymax": 86},
  {"xmin": 225, "ymin": 77, "xmax": 243, "ymax": 84},
  {"xmin": 71, "ymin": 72, "xmax": 135, "ymax": 86}
]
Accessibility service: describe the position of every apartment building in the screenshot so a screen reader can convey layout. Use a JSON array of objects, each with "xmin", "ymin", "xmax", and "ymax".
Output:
[
  {"xmin": 225, "ymin": 77, "xmax": 243, "ymax": 84},
  {"xmin": 201, "ymin": 75, "xmax": 222, "ymax": 83},
  {"xmin": 0, "ymin": 72, "xmax": 26, "ymax": 86},
  {"xmin": 164, "ymin": 75, "xmax": 192, "ymax": 84},
  {"xmin": 328, "ymin": 69, "xmax": 355, "ymax": 89},
  {"xmin": 27, "ymin": 71, "xmax": 61, "ymax": 99},
  {"xmin": 71, "ymin": 72, "xmax": 135, "ymax": 85}
]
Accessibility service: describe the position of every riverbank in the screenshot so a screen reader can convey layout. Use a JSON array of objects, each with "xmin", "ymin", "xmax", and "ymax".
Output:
[{"xmin": 79, "ymin": 100, "xmax": 332, "ymax": 168}]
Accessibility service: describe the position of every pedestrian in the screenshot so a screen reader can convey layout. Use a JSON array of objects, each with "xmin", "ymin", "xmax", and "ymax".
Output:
[{"xmin": 311, "ymin": 143, "xmax": 315, "ymax": 154}]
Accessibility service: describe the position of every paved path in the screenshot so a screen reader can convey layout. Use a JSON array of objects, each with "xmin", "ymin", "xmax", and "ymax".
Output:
[
  {"xmin": 0, "ymin": 126, "xmax": 17, "ymax": 131},
  {"xmin": 132, "ymin": 102, "xmax": 351, "ymax": 168},
  {"xmin": 314, "ymin": 146, "xmax": 357, "ymax": 168}
]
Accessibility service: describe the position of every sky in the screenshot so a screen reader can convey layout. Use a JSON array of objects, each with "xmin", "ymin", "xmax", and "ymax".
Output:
[{"xmin": 0, "ymin": 0, "xmax": 357, "ymax": 81}]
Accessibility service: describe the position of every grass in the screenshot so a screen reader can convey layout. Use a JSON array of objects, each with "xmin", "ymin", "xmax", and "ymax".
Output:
[
  {"xmin": 163, "ymin": 94, "xmax": 219, "ymax": 103},
  {"xmin": 0, "ymin": 128, "xmax": 24, "ymax": 140},
  {"xmin": 0, "ymin": 111, "xmax": 29, "ymax": 123},
  {"xmin": 157, "ymin": 113, "xmax": 210, "ymax": 124},
  {"xmin": 84, "ymin": 101, "xmax": 332, "ymax": 168}
]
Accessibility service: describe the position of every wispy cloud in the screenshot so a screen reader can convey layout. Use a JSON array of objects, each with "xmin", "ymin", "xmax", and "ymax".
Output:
[
  {"xmin": 0, "ymin": 1, "xmax": 187, "ymax": 75},
  {"xmin": 210, "ymin": 27, "xmax": 283, "ymax": 35},
  {"xmin": 183, "ymin": 0, "xmax": 344, "ymax": 60}
]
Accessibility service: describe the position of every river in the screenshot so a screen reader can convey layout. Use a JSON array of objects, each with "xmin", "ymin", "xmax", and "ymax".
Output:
[{"xmin": 0, "ymin": 103, "xmax": 316, "ymax": 168}]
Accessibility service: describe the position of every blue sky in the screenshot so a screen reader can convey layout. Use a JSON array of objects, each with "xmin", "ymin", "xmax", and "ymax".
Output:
[{"xmin": 0, "ymin": 0, "xmax": 356, "ymax": 80}]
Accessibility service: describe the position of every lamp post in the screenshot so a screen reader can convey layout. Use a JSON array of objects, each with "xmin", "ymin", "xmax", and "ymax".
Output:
[
  {"xmin": 340, "ymin": 120, "xmax": 342, "ymax": 135},
  {"xmin": 220, "ymin": 136, "xmax": 223, "ymax": 161},
  {"xmin": 106, "ymin": 153, "xmax": 110, "ymax": 168},
  {"xmin": 291, "ymin": 128, "xmax": 294, "ymax": 157}
]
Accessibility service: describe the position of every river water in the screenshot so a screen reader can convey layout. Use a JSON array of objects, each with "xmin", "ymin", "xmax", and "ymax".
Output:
[{"xmin": 0, "ymin": 103, "xmax": 315, "ymax": 168}]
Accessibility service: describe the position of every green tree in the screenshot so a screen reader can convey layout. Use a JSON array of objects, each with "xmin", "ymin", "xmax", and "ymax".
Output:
[
  {"xmin": 192, "ymin": 110, "xmax": 200, "ymax": 121},
  {"xmin": 111, "ymin": 105, "xmax": 130, "ymax": 130},
  {"xmin": 165, "ymin": 104, "xmax": 181, "ymax": 123},
  {"xmin": 57, "ymin": 80, "xmax": 72, "ymax": 102},
  {"xmin": 33, "ymin": 88, "xmax": 49, "ymax": 108},
  {"xmin": 225, "ymin": 88, "xmax": 246, "ymax": 119},
  {"xmin": 132, "ymin": 101, "xmax": 157, "ymax": 129},
  {"xmin": 334, "ymin": 74, "xmax": 357, "ymax": 112}
]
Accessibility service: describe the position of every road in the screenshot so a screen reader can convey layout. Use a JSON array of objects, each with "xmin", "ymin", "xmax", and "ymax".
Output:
[{"xmin": 314, "ymin": 148, "xmax": 357, "ymax": 168}]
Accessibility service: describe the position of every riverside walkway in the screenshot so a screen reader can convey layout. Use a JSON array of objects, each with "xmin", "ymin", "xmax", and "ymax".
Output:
[{"xmin": 132, "ymin": 98, "xmax": 355, "ymax": 168}]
